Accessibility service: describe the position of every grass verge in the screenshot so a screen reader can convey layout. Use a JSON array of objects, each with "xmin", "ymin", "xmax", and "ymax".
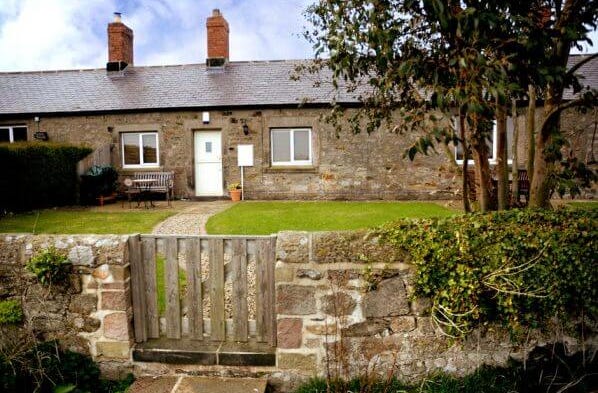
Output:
[
  {"xmin": 0, "ymin": 209, "xmax": 175, "ymax": 234},
  {"xmin": 206, "ymin": 201, "xmax": 457, "ymax": 235}
]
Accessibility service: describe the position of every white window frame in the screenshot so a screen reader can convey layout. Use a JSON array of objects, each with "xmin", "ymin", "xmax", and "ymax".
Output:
[
  {"xmin": 0, "ymin": 125, "xmax": 27, "ymax": 143},
  {"xmin": 454, "ymin": 120, "xmax": 512, "ymax": 166},
  {"xmin": 270, "ymin": 128, "xmax": 312, "ymax": 166},
  {"xmin": 121, "ymin": 132, "xmax": 160, "ymax": 168}
]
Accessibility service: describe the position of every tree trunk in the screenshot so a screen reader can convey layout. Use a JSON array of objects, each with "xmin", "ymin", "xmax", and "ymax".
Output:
[
  {"xmin": 496, "ymin": 99, "xmax": 508, "ymax": 210},
  {"xmin": 529, "ymin": 95, "xmax": 560, "ymax": 208},
  {"xmin": 471, "ymin": 118, "xmax": 493, "ymax": 212},
  {"xmin": 529, "ymin": 33, "xmax": 570, "ymax": 208},
  {"xmin": 459, "ymin": 111, "xmax": 471, "ymax": 212},
  {"xmin": 511, "ymin": 99, "xmax": 520, "ymax": 204},
  {"xmin": 526, "ymin": 85, "xmax": 536, "ymax": 183}
]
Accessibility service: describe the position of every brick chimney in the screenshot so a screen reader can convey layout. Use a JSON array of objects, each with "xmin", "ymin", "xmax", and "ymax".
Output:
[
  {"xmin": 107, "ymin": 12, "xmax": 133, "ymax": 71},
  {"xmin": 206, "ymin": 9, "xmax": 229, "ymax": 67}
]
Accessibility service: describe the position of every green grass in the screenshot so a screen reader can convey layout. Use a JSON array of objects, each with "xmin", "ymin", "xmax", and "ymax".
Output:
[
  {"xmin": 293, "ymin": 365, "xmax": 520, "ymax": 393},
  {"xmin": 155, "ymin": 255, "xmax": 186, "ymax": 315},
  {"xmin": 0, "ymin": 210, "xmax": 175, "ymax": 234},
  {"xmin": 206, "ymin": 201, "xmax": 458, "ymax": 235},
  {"xmin": 566, "ymin": 201, "xmax": 598, "ymax": 210}
]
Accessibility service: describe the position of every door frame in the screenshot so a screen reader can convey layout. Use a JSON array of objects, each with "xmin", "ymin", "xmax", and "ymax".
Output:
[{"xmin": 194, "ymin": 130, "xmax": 223, "ymax": 197}]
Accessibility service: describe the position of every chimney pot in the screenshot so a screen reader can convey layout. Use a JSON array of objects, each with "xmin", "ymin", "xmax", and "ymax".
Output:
[
  {"xmin": 212, "ymin": 9, "xmax": 221, "ymax": 17},
  {"xmin": 113, "ymin": 12, "xmax": 122, "ymax": 23}
]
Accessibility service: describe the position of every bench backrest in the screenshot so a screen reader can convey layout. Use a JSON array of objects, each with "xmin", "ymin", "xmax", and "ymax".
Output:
[{"xmin": 132, "ymin": 172, "xmax": 174, "ymax": 189}]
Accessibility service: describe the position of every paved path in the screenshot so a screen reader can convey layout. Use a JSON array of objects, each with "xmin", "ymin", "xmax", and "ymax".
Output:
[
  {"xmin": 152, "ymin": 201, "xmax": 232, "ymax": 235},
  {"xmin": 128, "ymin": 376, "xmax": 267, "ymax": 393}
]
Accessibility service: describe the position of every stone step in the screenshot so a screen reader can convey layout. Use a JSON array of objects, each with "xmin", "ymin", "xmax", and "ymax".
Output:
[
  {"xmin": 128, "ymin": 376, "xmax": 268, "ymax": 393},
  {"xmin": 133, "ymin": 339, "xmax": 276, "ymax": 367}
]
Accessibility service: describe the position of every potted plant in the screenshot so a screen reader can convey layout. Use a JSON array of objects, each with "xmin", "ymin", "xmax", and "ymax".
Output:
[{"xmin": 228, "ymin": 182, "xmax": 242, "ymax": 202}]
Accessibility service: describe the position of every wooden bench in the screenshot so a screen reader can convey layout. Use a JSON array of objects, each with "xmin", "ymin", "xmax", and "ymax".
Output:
[
  {"xmin": 123, "ymin": 171, "xmax": 174, "ymax": 207},
  {"xmin": 516, "ymin": 169, "xmax": 530, "ymax": 205}
]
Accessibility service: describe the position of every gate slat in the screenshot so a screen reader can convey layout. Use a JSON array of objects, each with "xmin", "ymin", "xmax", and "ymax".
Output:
[
  {"xmin": 142, "ymin": 238, "xmax": 159, "ymax": 338},
  {"xmin": 231, "ymin": 239, "xmax": 248, "ymax": 341},
  {"xmin": 165, "ymin": 238, "xmax": 181, "ymax": 339},
  {"xmin": 128, "ymin": 235, "xmax": 147, "ymax": 343},
  {"xmin": 267, "ymin": 236, "xmax": 277, "ymax": 346},
  {"xmin": 185, "ymin": 238, "xmax": 203, "ymax": 340},
  {"xmin": 209, "ymin": 238, "xmax": 225, "ymax": 341},
  {"xmin": 255, "ymin": 239, "xmax": 269, "ymax": 342}
]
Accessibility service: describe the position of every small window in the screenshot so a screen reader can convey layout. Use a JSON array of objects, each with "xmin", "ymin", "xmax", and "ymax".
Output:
[
  {"xmin": 121, "ymin": 132, "xmax": 159, "ymax": 168},
  {"xmin": 0, "ymin": 126, "xmax": 27, "ymax": 143},
  {"xmin": 271, "ymin": 128, "xmax": 312, "ymax": 166},
  {"xmin": 455, "ymin": 119, "xmax": 514, "ymax": 165}
]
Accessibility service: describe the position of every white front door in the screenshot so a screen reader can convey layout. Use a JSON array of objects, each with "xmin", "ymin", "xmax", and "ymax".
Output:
[{"xmin": 194, "ymin": 131, "xmax": 223, "ymax": 196}]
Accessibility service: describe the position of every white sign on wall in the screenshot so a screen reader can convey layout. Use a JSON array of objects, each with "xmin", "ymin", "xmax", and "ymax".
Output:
[{"xmin": 237, "ymin": 144, "xmax": 254, "ymax": 167}]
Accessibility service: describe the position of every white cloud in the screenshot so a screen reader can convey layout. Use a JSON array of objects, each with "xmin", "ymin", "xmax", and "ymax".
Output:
[
  {"xmin": 0, "ymin": 0, "xmax": 117, "ymax": 71},
  {"xmin": 0, "ymin": 0, "xmax": 315, "ymax": 72}
]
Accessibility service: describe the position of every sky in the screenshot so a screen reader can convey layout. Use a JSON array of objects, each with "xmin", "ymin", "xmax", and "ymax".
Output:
[
  {"xmin": 0, "ymin": 0, "xmax": 315, "ymax": 72},
  {"xmin": 0, "ymin": 0, "xmax": 596, "ymax": 73}
]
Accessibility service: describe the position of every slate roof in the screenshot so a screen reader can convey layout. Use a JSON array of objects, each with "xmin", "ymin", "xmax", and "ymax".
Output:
[
  {"xmin": 565, "ymin": 54, "xmax": 598, "ymax": 100},
  {"xmin": 0, "ymin": 55, "xmax": 595, "ymax": 116},
  {"xmin": 0, "ymin": 60, "xmax": 358, "ymax": 116}
]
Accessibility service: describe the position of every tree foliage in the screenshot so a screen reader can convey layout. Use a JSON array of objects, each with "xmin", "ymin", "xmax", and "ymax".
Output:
[{"xmin": 301, "ymin": 0, "xmax": 598, "ymax": 210}]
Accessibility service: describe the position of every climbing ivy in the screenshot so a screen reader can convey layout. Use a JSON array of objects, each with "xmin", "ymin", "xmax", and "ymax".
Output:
[{"xmin": 375, "ymin": 209, "xmax": 597, "ymax": 337}]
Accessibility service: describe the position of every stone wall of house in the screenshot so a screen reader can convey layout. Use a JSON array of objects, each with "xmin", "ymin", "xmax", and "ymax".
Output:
[
  {"xmin": 2, "ymin": 104, "xmax": 595, "ymax": 202},
  {"xmin": 2, "ymin": 108, "xmax": 459, "ymax": 201},
  {"xmin": 273, "ymin": 230, "xmax": 594, "ymax": 390},
  {"xmin": 0, "ymin": 234, "xmax": 133, "ymax": 378}
]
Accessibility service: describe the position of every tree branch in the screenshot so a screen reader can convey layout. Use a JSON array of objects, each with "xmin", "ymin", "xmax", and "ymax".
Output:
[{"xmin": 539, "ymin": 94, "xmax": 598, "ymax": 135}]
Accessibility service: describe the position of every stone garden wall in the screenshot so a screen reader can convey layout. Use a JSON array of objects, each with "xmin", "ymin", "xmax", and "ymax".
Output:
[
  {"xmin": 274, "ymin": 231, "xmax": 589, "ymax": 386},
  {"xmin": 1, "ymin": 231, "xmax": 592, "ymax": 390},
  {"xmin": 0, "ymin": 234, "xmax": 133, "ymax": 378}
]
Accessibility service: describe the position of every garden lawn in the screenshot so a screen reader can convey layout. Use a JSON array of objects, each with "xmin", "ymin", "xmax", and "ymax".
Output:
[
  {"xmin": 0, "ymin": 209, "xmax": 175, "ymax": 234},
  {"xmin": 566, "ymin": 201, "xmax": 598, "ymax": 210},
  {"xmin": 206, "ymin": 201, "xmax": 457, "ymax": 235}
]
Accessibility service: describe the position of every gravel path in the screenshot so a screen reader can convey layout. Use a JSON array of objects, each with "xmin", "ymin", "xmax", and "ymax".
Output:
[
  {"xmin": 152, "ymin": 200, "xmax": 232, "ymax": 235},
  {"xmin": 150, "ymin": 201, "xmax": 259, "ymax": 325}
]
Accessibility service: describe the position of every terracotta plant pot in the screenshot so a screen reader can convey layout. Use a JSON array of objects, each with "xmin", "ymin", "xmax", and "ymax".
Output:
[{"xmin": 229, "ymin": 189, "xmax": 242, "ymax": 202}]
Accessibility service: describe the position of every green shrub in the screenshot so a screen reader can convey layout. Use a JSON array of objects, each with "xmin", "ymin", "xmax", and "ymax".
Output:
[
  {"xmin": 0, "ymin": 142, "xmax": 92, "ymax": 212},
  {"xmin": 0, "ymin": 299, "xmax": 23, "ymax": 324},
  {"xmin": 376, "ymin": 209, "xmax": 598, "ymax": 337},
  {"xmin": 27, "ymin": 247, "xmax": 71, "ymax": 285}
]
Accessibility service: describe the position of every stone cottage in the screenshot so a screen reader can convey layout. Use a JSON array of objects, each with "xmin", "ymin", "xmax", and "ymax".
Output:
[{"xmin": 0, "ymin": 10, "xmax": 596, "ymax": 200}]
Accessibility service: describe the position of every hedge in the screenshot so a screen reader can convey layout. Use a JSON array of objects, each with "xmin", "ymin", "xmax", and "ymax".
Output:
[
  {"xmin": 0, "ymin": 143, "xmax": 92, "ymax": 212},
  {"xmin": 376, "ymin": 208, "xmax": 598, "ymax": 337}
]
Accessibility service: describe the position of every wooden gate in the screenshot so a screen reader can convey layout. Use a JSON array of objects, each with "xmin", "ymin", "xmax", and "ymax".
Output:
[{"xmin": 128, "ymin": 234, "xmax": 277, "ymax": 346}]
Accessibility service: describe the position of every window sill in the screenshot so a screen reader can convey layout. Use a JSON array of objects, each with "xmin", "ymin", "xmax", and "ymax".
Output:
[
  {"xmin": 265, "ymin": 166, "xmax": 317, "ymax": 173},
  {"xmin": 121, "ymin": 166, "xmax": 163, "ymax": 172}
]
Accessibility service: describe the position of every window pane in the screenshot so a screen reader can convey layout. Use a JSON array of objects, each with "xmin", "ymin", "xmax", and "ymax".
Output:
[
  {"xmin": 142, "ymin": 134, "xmax": 158, "ymax": 164},
  {"xmin": 123, "ymin": 134, "xmax": 140, "ymax": 165},
  {"xmin": 293, "ymin": 130, "xmax": 310, "ymax": 161},
  {"xmin": 0, "ymin": 128, "xmax": 9, "ymax": 143},
  {"xmin": 272, "ymin": 131, "xmax": 291, "ymax": 162},
  {"xmin": 13, "ymin": 127, "xmax": 27, "ymax": 141},
  {"xmin": 486, "ymin": 134, "xmax": 494, "ymax": 160}
]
